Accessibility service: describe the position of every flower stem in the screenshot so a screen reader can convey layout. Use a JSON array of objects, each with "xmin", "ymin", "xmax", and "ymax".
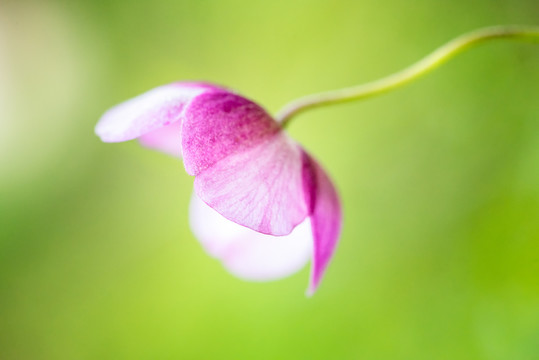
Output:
[{"xmin": 276, "ymin": 25, "xmax": 539, "ymax": 127}]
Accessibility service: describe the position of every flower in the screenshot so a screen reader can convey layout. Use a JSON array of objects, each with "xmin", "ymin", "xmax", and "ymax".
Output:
[{"xmin": 95, "ymin": 82, "xmax": 342, "ymax": 294}]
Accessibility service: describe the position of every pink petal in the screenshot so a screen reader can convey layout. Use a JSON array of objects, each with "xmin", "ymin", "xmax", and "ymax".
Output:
[
  {"xmin": 301, "ymin": 152, "xmax": 342, "ymax": 295},
  {"xmin": 95, "ymin": 82, "xmax": 222, "ymax": 143},
  {"xmin": 194, "ymin": 133, "xmax": 309, "ymax": 236},
  {"xmin": 181, "ymin": 92, "xmax": 280, "ymax": 176},
  {"xmin": 138, "ymin": 122, "xmax": 182, "ymax": 157},
  {"xmin": 182, "ymin": 91, "xmax": 308, "ymax": 235},
  {"xmin": 189, "ymin": 193, "xmax": 312, "ymax": 281}
]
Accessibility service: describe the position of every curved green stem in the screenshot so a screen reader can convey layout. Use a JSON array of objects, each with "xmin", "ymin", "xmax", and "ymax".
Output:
[{"xmin": 276, "ymin": 25, "xmax": 539, "ymax": 127}]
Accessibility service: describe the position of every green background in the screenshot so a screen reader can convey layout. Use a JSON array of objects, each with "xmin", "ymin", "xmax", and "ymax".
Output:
[{"xmin": 1, "ymin": 0, "xmax": 538, "ymax": 359}]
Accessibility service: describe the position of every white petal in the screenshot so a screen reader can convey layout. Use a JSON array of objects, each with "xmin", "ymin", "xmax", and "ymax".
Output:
[
  {"xmin": 189, "ymin": 193, "xmax": 312, "ymax": 281},
  {"xmin": 95, "ymin": 82, "xmax": 221, "ymax": 143}
]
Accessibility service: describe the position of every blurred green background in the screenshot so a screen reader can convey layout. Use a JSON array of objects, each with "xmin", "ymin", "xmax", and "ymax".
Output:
[{"xmin": 1, "ymin": 0, "xmax": 538, "ymax": 359}]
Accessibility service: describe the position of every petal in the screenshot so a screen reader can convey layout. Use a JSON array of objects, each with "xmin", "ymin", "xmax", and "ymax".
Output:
[
  {"xmin": 189, "ymin": 193, "xmax": 312, "ymax": 281},
  {"xmin": 181, "ymin": 91, "xmax": 280, "ymax": 176},
  {"xmin": 301, "ymin": 152, "xmax": 342, "ymax": 295},
  {"xmin": 95, "ymin": 82, "xmax": 223, "ymax": 143},
  {"xmin": 138, "ymin": 122, "xmax": 182, "ymax": 157},
  {"xmin": 194, "ymin": 133, "xmax": 309, "ymax": 236},
  {"xmin": 182, "ymin": 91, "xmax": 308, "ymax": 235}
]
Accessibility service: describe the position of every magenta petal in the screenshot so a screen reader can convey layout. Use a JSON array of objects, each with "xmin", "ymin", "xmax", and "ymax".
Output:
[
  {"xmin": 194, "ymin": 133, "xmax": 309, "ymax": 236},
  {"xmin": 181, "ymin": 92, "xmax": 280, "ymax": 176},
  {"xmin": 189, "ymin": 193, "xmax": 312, "ymax": 281},
  {"xmin": 181, "ymin": 91, "xmax": 308, "ymax": 235},
  {"xmin": 95, "ymin": 82, "xmax": 222, "ymax": 143},
  {"xmin": 302, "ymin": 153, "xmax": 342, "ymax": 295}
]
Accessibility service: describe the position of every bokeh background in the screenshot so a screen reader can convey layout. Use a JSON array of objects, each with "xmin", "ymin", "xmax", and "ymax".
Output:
[{"xmin": 1, "ymin": 0, "xmax": 538, "ymax": 359}]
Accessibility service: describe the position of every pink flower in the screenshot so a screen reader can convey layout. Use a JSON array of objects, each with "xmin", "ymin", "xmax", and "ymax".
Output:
[{"xmin": 95, "ymin": 82, "xmax": 342, "ymax": 294}]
